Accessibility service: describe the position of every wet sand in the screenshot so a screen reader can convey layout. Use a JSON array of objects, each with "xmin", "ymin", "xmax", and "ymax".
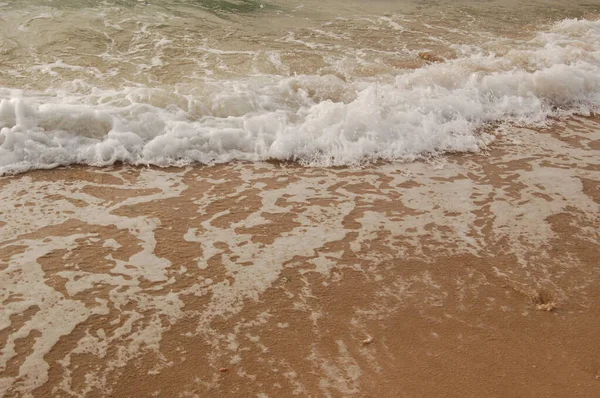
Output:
[{"xmin": 1, "ymin": 117, "xmax": 600, "ymax": 397}]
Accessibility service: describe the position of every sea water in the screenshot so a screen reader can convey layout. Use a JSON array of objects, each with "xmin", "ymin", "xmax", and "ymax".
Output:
[{"xmin": 1, "ymin": 0, "xmax": 599, "ymax": 174}]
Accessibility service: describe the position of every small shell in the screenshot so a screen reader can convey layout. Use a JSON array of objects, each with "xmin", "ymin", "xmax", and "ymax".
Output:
[
  {"xmin": 219, "ymin": 367, "xmax": 229, "ymax": 373},
  {"xmin": 362, "ymin": 336, "xmax": 373, "ymax": 345}
]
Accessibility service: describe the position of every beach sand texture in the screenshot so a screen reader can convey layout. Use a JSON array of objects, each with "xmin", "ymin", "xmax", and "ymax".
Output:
[{"xmin": 1, "ymin": 116, "xmax": 599, "ymax": 397}]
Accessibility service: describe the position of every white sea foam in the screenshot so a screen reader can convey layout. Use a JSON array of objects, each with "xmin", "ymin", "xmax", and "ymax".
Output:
[{"xmin": 1, "ymin": 18, "xmax": 600, "ymax": 174}]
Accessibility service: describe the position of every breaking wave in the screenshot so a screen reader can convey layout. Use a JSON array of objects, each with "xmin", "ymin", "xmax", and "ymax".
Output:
[{"xmin": 1, "ymin": 18, "xmax": 600, "ymax": 174}]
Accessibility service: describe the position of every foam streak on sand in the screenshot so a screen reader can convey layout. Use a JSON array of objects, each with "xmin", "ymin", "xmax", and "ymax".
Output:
[
  {"xmin": 0, "ymin": 116, "xmax": 599, "ymax": 396},
  {"xmin": 1, "ymin": 19, "xmax": 600, "ymax": 173}
]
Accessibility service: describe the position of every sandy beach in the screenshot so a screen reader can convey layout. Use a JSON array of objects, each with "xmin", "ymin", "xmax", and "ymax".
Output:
[
  {"xmin": 2, "ymin": 1, "xmax": 600, "ymax": 396},
  {"xmin": 1, "ymin": 116, "xmax": 599, "ymax": 397}
]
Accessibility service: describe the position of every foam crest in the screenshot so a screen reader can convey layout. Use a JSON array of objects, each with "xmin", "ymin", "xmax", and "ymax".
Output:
[{"xmin": 1, "ymin": 18, "xmax": 600, "ymax": 174}]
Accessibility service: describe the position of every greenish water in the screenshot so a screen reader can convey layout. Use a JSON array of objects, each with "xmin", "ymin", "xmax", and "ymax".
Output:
[
  {"xmin": 1, "ymin": 0, "xmax": 599, "ymax": 87},
  {"xmin": 0, "ymin": 0, "xmax": 599, "ymax": 173}
]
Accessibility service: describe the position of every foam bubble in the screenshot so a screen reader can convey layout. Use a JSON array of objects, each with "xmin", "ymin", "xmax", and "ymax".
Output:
[{"xmin": 1, "ymin": 18, "xmax": 600, "ymax": 174}]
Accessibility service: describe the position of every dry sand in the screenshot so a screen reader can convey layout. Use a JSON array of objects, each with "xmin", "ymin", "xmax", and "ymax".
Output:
[{"xmin": 1, "ymin": 116, "xmax": 599, "ymax": 397}]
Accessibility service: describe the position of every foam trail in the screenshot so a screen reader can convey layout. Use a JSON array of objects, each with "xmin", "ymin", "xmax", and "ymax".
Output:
[{"xmin": 1, "ymin": 19, "xmax": 600, "ymax": 174}]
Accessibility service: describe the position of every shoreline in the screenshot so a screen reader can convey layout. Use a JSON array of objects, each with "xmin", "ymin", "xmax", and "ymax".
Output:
[
  {"xmin": 1, "ymin": 116, "xmax": 599, "ymax": 397},
  {"xmin": 1, "ymin": 112, "xmax": 595, "ymax": 179}
]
